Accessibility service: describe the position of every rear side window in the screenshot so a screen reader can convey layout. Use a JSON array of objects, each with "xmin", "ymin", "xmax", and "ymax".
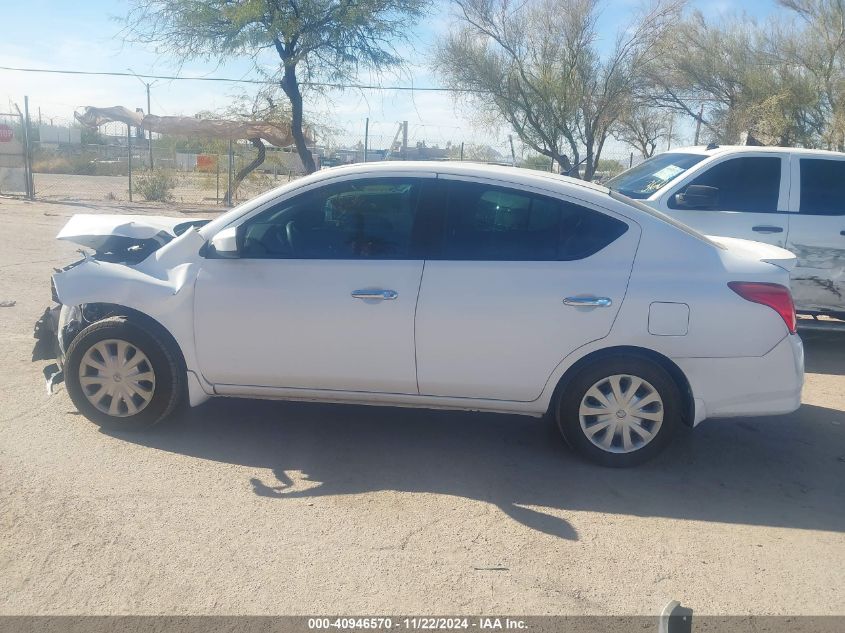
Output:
[
  {"xmin": 669, "ymin": 156, "xmax": 781, "ymax": 212},
  {"xmin": 799, "ymin": 158, "xmax": 845, "ymax": 215},
  {"xmin": 437, "ymin": 181, "xmax": 628, "ymax": 261}
]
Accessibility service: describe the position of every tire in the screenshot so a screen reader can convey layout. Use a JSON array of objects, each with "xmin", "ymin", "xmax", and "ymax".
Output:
[
  {"xmin": 64, "ymin": 316, "xmax": 185, "ymax": 430},
  {"xmin": 555, "ymin": 355, "xmax": 681, "ymax": 467}
]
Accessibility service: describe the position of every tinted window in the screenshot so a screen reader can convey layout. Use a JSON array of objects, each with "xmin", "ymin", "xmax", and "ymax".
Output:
[
  {"xmin": 438, "ymin": 181, "xmax": 628, "ymax": 261},
  {"xmin": 669, "ymin": 156, "xmax": 781, "ymax": 212},
  {"xmin": 239, "ymin": 178, "xmax": 423, "ymax": 259},
  {"xmin": 606, "ymin": 152, "xmax": 706, "ymax": 199},
  {"xmin": 799, "ymin": 158, "xmax": 845, "ymax": 215}
]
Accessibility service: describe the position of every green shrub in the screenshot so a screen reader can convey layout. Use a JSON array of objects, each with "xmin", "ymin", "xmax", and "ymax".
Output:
[{"xmin": 134, "ymin": 169, "xmax": 176, "ymax": 202}]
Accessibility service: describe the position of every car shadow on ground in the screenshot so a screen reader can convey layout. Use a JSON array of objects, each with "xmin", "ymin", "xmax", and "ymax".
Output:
[
  {"xmin": 104, "ymin": 392, "xmax": 845, "ymax": 541},
  {"xmin": 802, "ymin": 331, "xmax": 845, "ymax": 376}
]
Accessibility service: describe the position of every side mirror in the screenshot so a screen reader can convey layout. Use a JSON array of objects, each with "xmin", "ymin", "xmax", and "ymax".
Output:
[
  {"xmin": 207, "ymin": 226, "xmax": 239, "ymax": 258},
  {"xmin": 675, "ymin": 185, "xmax": 718, "ymax": 210}
]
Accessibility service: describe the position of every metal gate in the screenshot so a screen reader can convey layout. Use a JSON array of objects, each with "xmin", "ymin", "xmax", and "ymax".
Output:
[{"xmin": 0, "ymin": 110, "xmax": 30, "ymax": 197}]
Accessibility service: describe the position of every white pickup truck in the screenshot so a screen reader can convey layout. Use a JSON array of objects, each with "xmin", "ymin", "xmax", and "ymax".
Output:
[{"xmin": 607, "ymin": 145, "xmax": 845, "ymax": 319}]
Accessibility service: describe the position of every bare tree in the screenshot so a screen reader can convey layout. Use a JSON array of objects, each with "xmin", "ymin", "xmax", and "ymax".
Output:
[
  {"xmin": 434, "ymin": 0, "xmax": 682, "ymax": 180},
  {"xmin": 645, "ymin": 10, "xmax": 824, "ymax": 146},
  {"xmin": 124, "ymin": 0, "xmax": 427, "ymax": 174},
  {"xmin": 614, "ymin": 105, "xmax": 674, "ymax": 158}
]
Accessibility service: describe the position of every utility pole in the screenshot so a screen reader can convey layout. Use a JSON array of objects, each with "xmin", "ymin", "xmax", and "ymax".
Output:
[
  {"xmin": 364, "ymin": 117, "xmax": 369, "ymax": 163},
  {"xmin": 401, "ymin": 121, "xmax": 408, "ymax": 160},
  {"xmin": 508, "ymin": 135, "xmax": 516, "ymax": 166},
  {"xmin": 128, "ymin": 68, "xmax": 155, "ymax": 170},
  {"xmin": 145, "ymin": 82, "xmax": 153, "ymax": 170}
]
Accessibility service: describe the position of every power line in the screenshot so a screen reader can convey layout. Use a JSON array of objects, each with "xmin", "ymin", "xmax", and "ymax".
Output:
[{"xmin": 0, "ymin": 65, "xmax": 482, "ymax": 93}]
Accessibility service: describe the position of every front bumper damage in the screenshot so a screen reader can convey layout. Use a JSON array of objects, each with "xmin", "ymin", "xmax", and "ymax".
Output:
[{"xmin": 32, "ymin": 305, "xmax": 63, "ymax": 394}]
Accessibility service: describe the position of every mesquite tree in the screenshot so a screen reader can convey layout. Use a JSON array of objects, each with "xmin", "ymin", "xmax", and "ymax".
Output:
[{"xmin": 125, "ymin": 0, "xmax": 427, "ymax": 173}]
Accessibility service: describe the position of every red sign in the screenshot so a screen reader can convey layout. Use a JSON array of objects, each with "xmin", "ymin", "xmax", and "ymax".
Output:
[{"xmin": 0, "ymin": 124, "xmax": 13, "ymax": 142}]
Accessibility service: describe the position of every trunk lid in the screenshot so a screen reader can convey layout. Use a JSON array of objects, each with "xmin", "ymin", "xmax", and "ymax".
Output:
[{"xmin": 707, "ymin": 235, "xmax": 798, "ymax": 272}]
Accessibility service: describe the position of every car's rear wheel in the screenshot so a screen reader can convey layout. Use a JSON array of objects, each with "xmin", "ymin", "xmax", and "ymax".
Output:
[
  {"xmin": 65, "ymin": 316, "xmax": 185, "ymax": 430},
  {"xmin": 555, "ymin": 355, "xmax": 680, "ymax": 467}
]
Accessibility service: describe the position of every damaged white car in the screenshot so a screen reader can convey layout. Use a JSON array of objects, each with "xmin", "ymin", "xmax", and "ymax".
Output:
[{"xmin": 34, "ymin": 162, "xmax": 804, "ymax": 467}]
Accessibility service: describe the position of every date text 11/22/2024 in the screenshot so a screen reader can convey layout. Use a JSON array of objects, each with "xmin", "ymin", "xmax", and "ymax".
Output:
[{"xmin": 307, "ymin": 618, "xmax": 528, "ymax": 630}]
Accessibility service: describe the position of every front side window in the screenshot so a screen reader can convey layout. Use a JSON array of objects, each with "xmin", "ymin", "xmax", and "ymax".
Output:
[
  {"xmin": 239, "ymin": 178, "xmax": 424, "ymax": 259},
  {"xmin": 606, "ymin": 152, "xmax": 706, "ymax": 199},
  {"xmin": 799, "ymin": 158, "xmax": 845, "ymax": 215},
  {"xmin": 669, "ymin": 156, "xmax": 781, "ymax": 212},
  {"xmin": 438, "ymin": 181, "xmax": 628, "ymax": 261}
]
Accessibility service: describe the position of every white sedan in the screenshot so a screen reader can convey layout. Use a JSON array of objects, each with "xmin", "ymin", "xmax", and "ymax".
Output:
[{"xmin": 34, "ymin": 162, "xmax": 804, "ymax": 466}]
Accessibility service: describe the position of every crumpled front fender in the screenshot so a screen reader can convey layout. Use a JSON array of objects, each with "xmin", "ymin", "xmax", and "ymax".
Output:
[{"xmin": 51, "ymin": 229, "xmax": 210, "ymax": 401}]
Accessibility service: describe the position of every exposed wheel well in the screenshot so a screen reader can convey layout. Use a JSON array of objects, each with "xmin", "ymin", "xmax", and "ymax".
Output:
[
  {"xmin": 549, "ymin": 346, "xmax": 695, "ymax": 427},
  {"xmin": 66, "ymin": 303, "xmax": 187, "ymax": 374}
]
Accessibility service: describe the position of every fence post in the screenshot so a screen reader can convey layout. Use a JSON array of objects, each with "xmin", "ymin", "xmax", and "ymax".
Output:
[
  {"xmin": 460, "ymin": 142, "xmax": 464, "ymax": 161},
  {"xmin": 216, "ymin": 154, "xmax": 220, "ymax": 205},
  {"xmin": 22, "ymin": 96, "xmax": 34, "ymax": 200},
  {"xmin": 227, "ymin": 140, "xmax": 234, "ymax": 206},
  {"xmin": 364, "ymin": 117, "xmax": 369, "ymax": 163},
  {"xmin": 629, "ymin": 152, "xmax": 633, "ymax": 169},
  {"xmin": 127, "ymin": 124, "xmax": 133, "ymax": 202}
]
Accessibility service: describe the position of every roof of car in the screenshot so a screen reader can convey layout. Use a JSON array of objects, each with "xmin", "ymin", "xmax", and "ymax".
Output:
[
  {"xmin": 669, "ymin": 145, "xmax": 845, "ymax": 158},
  {"xmin": 314, "ymin": 160, "xmax": 611, "ymax": 195}
]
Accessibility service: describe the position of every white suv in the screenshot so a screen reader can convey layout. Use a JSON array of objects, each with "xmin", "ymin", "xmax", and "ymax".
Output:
[
  {"xmin": 607, "ymin": 145, "xmax": 845, "ymax": 319},
  {"xmin": 34, "ymin": 162, "xmax": 804, "ymax": 467}
]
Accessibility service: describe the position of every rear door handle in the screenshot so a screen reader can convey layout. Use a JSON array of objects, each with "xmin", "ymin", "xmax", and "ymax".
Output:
[
  {"xmin": 351, "ymin": 289, "xmax": 398, "ymax": 300},
  {"xmin": 563, "ymin": 296, "xmax": 612, "ymax": 307},
  {"xmin": 752, "ymin": 225, "xmax": 784, "ymax": 234},
  {"xmin": 840, "ymin": 230, "xmax": 845, "ymax": 236}
]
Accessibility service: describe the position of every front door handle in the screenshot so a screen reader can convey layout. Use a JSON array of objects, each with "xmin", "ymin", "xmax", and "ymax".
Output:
[
  {"xmin": 351, "ymin": 289, "xmax": 398, "ymax": 300},
  {"xmin": 752, "ymin": 225, "xmax": 784, "ymax": 234},
  {"xmin": 563, "ymin": 296, "xmax": 613, "ymax": 307},
  {"xmin": 840, "ymin": 230, "xmax": 845, "ymax": 236}
]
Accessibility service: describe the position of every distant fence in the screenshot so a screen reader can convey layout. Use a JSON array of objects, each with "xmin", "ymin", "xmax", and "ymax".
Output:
[{"xmin": 2, "ymin": 103, "xmax": 647, "ymax": 207}]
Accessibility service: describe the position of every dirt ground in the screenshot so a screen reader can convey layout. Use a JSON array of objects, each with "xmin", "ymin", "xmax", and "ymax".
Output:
[{"xmin": 0, "ymin": 195, "xmax": 843, "ymax": 616}]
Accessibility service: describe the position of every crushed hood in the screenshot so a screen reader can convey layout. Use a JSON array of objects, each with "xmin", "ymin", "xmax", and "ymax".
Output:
[
  {"xmin": 56, "ymin": 214, "xmax": 197, "ymax": 251},
  {"xmin": 707, "ymin": 235, "xmax": 798, "ymax": 272}
]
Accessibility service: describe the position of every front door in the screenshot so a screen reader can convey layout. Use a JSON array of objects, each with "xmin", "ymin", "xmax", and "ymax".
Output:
[
  {"xmin": 193, "ymin": 176, "xmax": 430, "ymax": 393},
  {"xmin": 657, "ymin": 154, "xmax": 790, "ymax": 248},
  {"xmin": 414, "ymin": 178, "xmax": 640, "ymax": 402}
]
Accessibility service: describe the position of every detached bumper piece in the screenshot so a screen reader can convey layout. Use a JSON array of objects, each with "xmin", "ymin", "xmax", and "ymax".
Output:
[{"xmin": 32, "ymin": 305, "xmax": 64, "ymax": 395}]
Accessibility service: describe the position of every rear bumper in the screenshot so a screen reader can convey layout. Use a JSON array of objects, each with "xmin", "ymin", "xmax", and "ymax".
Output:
[{"xmin": 676, "ymin": 334, "xmax": 804, "ymax": 424}]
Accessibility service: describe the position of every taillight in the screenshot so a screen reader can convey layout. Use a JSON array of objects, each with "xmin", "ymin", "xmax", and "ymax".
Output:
[{"xmin": 728, "ymin": 282, "xmax": 797, "ymax": 334}]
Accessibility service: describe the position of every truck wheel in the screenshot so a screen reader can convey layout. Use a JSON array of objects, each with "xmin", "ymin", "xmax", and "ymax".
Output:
[{"xmin": 64, "ymin": 316, "xmax": 185, "ymax": 430}]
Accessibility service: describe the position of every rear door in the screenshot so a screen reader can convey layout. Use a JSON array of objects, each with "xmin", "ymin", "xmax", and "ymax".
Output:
[
  {"xmin": 657, "ymin": 154, "xmax": 791, "ymax": 248},
  {"xmin": 786, "ymin": 156, "xmax": 845, "ymax": 313},
  {"xmin": 414, "ymin": 177, "xmax": 640, "ymax": 402}
]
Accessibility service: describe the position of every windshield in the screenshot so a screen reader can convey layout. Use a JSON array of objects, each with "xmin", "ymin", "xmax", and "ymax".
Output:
[{"xmin": 606, "ymin": 152, "xmax": 706, "ymax": 199}]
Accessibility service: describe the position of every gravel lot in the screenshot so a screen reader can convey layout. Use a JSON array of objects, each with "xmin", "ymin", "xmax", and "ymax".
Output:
[{"xmin": 0, "ymin": 195, "xmax": 843, "ymax": 616}]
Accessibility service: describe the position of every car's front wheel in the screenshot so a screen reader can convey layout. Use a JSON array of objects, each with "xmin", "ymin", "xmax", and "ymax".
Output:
[
  {"xmin": 555, "ymin": 355, "xmax": 681, "ymax": 467},
  {"xmin": 64, "ymin": 316, "xmax": 185, "ymax": 430}
]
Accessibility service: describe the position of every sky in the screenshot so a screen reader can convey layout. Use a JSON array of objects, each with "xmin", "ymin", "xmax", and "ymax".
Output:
[{"xmin": 0, "ymin": 0, "xmax": 782, "ymax": 158}]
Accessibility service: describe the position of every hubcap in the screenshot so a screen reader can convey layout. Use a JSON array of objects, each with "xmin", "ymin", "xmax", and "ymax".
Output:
[
  {"xmin": 578, "ymin": 374, "xmax": 664, "ymax": 454},
  {"xmin": 79, "ymin": 339, "xmax": 156, "ymax": 417}
]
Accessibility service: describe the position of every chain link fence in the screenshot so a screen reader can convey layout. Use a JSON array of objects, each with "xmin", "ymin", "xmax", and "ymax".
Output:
[{"xmin": 3, "ymin": 103, "xmax": 647, "ymax": 207}]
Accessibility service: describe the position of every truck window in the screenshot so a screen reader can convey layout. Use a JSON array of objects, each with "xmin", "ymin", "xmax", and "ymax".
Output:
[
  {"xmin": 668, "ymin": 157, "xmax": 780, "ymax": 212},
  {"xmin": 799, "ymin": 158, "xmax": 845, "ymax": 215}
]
